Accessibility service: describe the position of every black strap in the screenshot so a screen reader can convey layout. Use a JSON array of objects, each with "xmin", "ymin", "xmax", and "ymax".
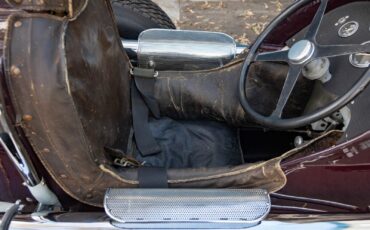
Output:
[
  {"xmin": 132, "ymin": 68, "xmax": 156, "ymax": 79},
  {"xmin": 134, "ymin": 77, "xmax": 160, "ymax": 118},
  {"xmin": 138, "ymin": 167, "xmax": 168, "ymax": 188},
  {"xmin": 131, "ymin": 81, "xmax": 161, "ymax": 156}
]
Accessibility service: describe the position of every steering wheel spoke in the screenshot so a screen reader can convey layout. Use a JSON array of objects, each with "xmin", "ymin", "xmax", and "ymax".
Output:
[
  {"xmin": 305, "ymin": 0, "xmax": 329, "ymax": 41},
  {"xmin": 271, "ymin": 65, "xmax": 302, "ymax": 118},
  {"xmin": 317, "ymin": 43, "xmax": 370, "ymax": 58},
  {"xmin": 254, "ymin": 49, "xmax": 289, "ymax": 62}
]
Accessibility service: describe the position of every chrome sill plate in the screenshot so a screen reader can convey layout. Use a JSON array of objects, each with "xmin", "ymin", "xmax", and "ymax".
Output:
[{"xmin": 104, "ymin": 188, "xmax": 270, "ymax": 229}]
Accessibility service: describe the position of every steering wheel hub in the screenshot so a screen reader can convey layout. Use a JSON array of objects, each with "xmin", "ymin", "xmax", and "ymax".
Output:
[{"xmin": 288, "ymin": 40, "xmax": 315, "ymax": 64}]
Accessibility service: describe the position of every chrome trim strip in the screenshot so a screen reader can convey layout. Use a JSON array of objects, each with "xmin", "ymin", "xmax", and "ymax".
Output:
[
  {"xmin": 8, "ymin": 218, "xmax": 370, "ymax": 230},
  {"xmin": 121, "ymin": 39, "xmax": 248, "ymax": 55}
]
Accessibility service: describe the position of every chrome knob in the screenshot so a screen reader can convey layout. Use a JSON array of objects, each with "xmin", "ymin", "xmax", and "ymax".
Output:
[{"xmin": 288, "ymin": 40, "xmax": 315, "ymax": 64}]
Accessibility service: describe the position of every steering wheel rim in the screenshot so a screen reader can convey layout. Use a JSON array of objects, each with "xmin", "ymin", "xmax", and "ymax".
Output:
[{"xmin": 239, "ymin": 0, "xmax": 370, "ymax": 129}]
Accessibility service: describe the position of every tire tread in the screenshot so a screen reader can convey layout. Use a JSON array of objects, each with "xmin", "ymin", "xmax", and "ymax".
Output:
[{"xmin": 111, "ymin": 0, "xmax": 176, "ymax": 29}]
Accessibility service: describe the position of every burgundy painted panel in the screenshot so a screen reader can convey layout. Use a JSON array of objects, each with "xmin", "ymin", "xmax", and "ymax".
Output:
[
  {"xmin": 264, "ymin": 0, "xmax": 360, "ymax": 45},
  {"xmin": 276, "ymin": 131, "xmax": 370, "ymax": 212},
  {"xmin": 0, "ymin": 147, "xmax": 32, "ymax": 202}
]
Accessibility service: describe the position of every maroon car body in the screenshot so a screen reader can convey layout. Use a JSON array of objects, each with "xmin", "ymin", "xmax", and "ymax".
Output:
[{"xmin": 0, "ymin": 0, "xmax": 370, "ymax": 227}]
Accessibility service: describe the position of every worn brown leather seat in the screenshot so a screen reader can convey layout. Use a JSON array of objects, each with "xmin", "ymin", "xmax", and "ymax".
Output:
[{"xmin": 1, "ymin": 0, "xmax": 293, "ymax": 207}]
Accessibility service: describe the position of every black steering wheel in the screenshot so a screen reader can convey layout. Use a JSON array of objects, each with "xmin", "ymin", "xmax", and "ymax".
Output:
[{"xmin": 239, "ymin": 0, "xmax": 370, "ymax": 129}]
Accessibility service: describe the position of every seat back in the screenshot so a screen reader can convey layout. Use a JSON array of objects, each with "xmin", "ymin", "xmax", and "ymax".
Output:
[{"xmin": 2, "ymin": 0, "xmax": 133, "ymax": 206}]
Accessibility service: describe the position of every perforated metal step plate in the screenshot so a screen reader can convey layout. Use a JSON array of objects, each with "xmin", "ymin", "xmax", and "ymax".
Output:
[{"xmin": 104, "ymin": 188, "xmax": 270, "ymax": 229}]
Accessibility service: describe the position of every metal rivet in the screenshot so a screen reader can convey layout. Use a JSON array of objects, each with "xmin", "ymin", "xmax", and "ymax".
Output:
[
  {"xmin": 35, "ymin": 0, "xmax": 44, "ymax": 5},
  {"xmin": 60, "ymin": 174, "xmax": 67, "ymax": 179},
  {"xmin": 86, "ymin": 193, "xmax": 93, "ymax": 199},
  {"xmin": 22, "ymin": 114, "xmax": 33, "ymax": 122},
  {"xmin": 13, "ymin": 0, "xmax": 23, "ymax": 4},
  {"xmin": 148, "ymin": 60, "xmax": 155, "ymax": 68},
  {"xmin": 294, "ymin": 136, "xmax": 304, "ymax": 147},
  {"xmin": 43, "ymin": 148, "xmax": 50, "ymax": 153},
  {"xmin": 14, "ymin": 21, "xmax": 22, "ymax": 27},
  {"xmin": 10, "ymin": 65, "xmax": 21, "ymax": 77}
]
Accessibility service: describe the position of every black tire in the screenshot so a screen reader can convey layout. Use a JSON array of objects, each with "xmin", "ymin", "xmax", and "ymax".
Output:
[{"xmin": 111, "ymin": 0, "xmax": 176, "ymax": 40}]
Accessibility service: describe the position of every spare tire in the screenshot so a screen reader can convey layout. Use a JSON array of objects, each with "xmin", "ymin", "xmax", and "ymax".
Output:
[{"xmin": 111, "ymin": 0, "xmax": 176, "ymax": 39}]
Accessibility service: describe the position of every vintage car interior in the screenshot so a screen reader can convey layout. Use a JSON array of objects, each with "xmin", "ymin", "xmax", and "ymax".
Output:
[{"xmin": 0, "ymin": 0, "xmax": 369, "ymax": 229}]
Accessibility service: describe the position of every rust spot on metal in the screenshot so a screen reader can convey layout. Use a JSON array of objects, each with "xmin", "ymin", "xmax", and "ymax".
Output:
[
  {"xmin": 22, "ymin": 114, "xmax": 33, "ymax": 122},
  {"xmin": 10, "ymin": 65, "xmax": 21, "ymax": 77}
]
